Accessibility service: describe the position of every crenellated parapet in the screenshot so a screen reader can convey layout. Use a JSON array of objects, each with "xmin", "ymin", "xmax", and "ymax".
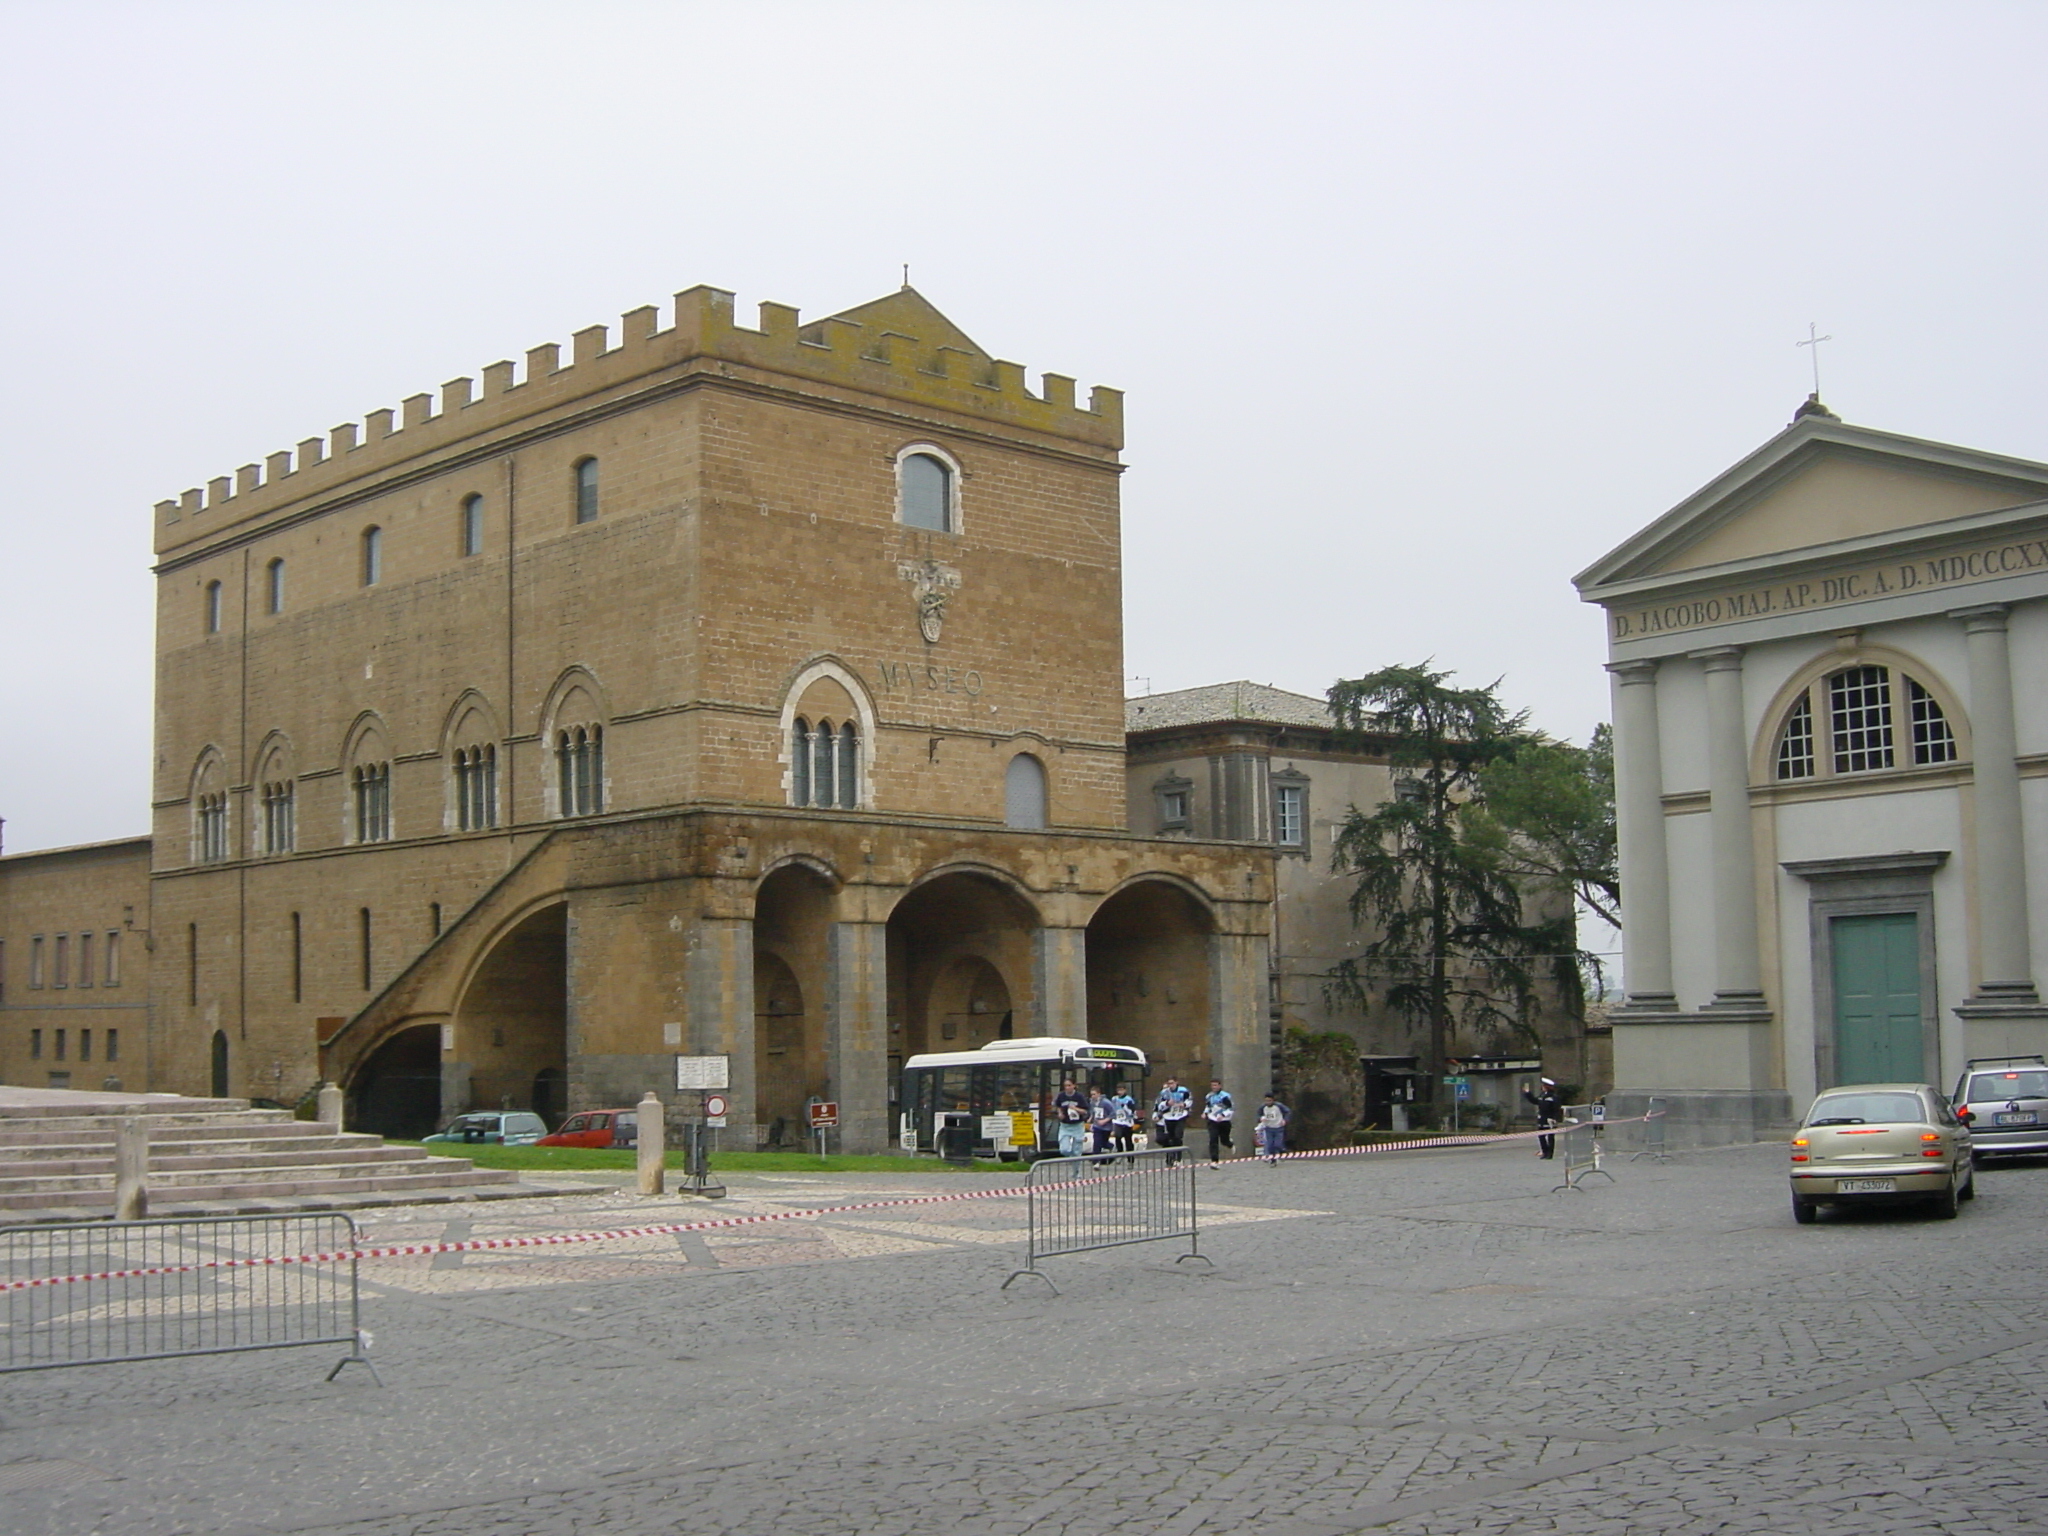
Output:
[{"xmin": 154, "ymin": 284, "xmax": 1122, "ymax": 553}]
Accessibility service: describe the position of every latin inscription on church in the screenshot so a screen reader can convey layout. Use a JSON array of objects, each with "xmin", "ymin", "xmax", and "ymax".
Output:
[{"xmin": 1611, "ymin": 534, "xmax": 2048, "ymax": 641}]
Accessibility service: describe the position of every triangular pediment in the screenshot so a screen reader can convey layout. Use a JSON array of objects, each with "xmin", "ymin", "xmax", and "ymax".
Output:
[
  {"xmin": 1577, "ymin": 414, "xmax": 2048, "ymax": 593},
  {"xmin": 818, "ymin": 287, "xmax": 987, "ymax": 357}
]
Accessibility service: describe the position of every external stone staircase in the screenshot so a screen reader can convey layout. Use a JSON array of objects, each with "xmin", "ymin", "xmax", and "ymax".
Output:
[{"xmin": 0, "ymin": 1088, "xmax": 550, "ymax": 1222}]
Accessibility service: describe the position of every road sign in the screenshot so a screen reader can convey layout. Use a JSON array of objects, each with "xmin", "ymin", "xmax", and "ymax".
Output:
[
  {"xmin": 704, "ymin": 1094, "xmax": 729, "ymax": 1119},
  {"xmin": 808, "ymin": 1101, "xmax": 840, "ymax": 1129},
  {"xmin": 675, "ymin": 1055, "xmax": 730, "ymax": 1091},
  {"xmin": 1443, "ymin": 1075, "xmax": 1472, "ymax": 1101}
]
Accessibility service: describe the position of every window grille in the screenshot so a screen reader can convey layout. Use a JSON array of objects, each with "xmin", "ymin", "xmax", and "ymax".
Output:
[
  {"xmin": 1774, "ymin": 692, "xmax": 1816, "ymax": 779},
  {"xmin": 1828, "ymin": 666, "xmax": 1895, "ymax": 774},
  {"xmin": 574, "ymin": 460, "xmax": 599, "ymax": 524},
  {"xmin": 353, "ymin": 763, "xmax": 391, "ymax": 842},
  {"xmin": 1907, "ymin": 678, "xmax": 1957, "ymax": 765},
  {"xmin": 901, "ymin": 453, "xmax": 952, "ymax": 532}
]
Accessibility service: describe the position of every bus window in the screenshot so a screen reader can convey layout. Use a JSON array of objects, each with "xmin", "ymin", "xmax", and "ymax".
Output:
[{"xmin": 992, "ymin": 1063, "xmax": 1036, "ymax": 1110}]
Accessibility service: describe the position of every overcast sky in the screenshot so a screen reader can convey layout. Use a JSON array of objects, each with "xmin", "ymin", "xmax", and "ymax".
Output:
[{"xmin": 4, "ymin": 0, "xmax": 2045, "ymax": 854}]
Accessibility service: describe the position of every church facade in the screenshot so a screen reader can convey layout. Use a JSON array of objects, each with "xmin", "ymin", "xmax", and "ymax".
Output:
[
  {"xmin": 1, "ymin": 285, "xmax": 1274, "ymax": 1152},
  {"xmin": 1578, "ymin": 401, "xmax": 2048, "ymax": 1140}
]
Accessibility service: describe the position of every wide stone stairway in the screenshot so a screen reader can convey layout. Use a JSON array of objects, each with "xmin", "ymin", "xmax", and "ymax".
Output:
[{"xmin": 0, "ymin": 1087, "xmax": 550, "ymax": 1222}]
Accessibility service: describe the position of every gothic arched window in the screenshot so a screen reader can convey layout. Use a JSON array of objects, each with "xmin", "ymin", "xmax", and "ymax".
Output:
[
  {"xmin": 900, "ymin": 452, "xmax": 953, "ymax": 532},
  {"xmin": 556, "ymin": 724, "xmax": 604, "ymax": 816}
]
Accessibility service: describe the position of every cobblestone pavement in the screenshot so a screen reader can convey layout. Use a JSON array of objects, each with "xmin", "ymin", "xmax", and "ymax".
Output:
[{"xmin": 4, "ymin": 1140, "xmax": 2045, "ymax": 1535}]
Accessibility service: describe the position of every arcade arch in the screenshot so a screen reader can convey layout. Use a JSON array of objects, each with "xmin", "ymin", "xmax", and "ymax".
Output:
[
  {"xmin": 753, "ymin": 863, "xmax": 836, "ymax": 1145},
  {"xmin": 451, "ymin": 904, "xmax": 568, "ymax": 1123},
  {"xmin": 1086, "ymin": 879, "xmax": 1216, "ymax": 1087},
  {"xmin": 889, "ymin": 870, "xmax": 1040, "ymax": 1058}
]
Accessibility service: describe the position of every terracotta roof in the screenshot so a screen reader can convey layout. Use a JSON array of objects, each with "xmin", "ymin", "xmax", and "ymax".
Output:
[{"xmin": 1125, "ymin": 681, "xmax": 1334, "ymax": 733}]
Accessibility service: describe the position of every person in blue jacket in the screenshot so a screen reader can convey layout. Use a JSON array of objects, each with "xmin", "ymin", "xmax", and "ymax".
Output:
[{"xmin": 1201, "ymin": 1080, "xmax": 1235, "ymax": 1162}]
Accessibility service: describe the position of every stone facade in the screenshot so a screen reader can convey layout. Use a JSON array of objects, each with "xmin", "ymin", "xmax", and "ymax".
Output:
[
  {"xmin": 0, "ymin": 838, "xmax": 150, "ymax": 1093},
  {"xmin": 1578, "ymin": 400, "xmax": 2048, "ymax": 1142},
  {"xmin": 1126, "ymin": 681, "xmax": 1595, "ymax": 1118},
  {"xmin": 1, "ymin": 285, "xmax": 1274, "ymax": 1152}
]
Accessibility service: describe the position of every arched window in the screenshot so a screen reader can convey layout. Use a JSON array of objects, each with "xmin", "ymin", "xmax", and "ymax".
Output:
[
  {"xmin": 204, "ymin": 580, "xmax": 223, "ymax": 634},
  {"xmin": 573, "ymin": 458, "xmax": 599, "ymax": 524},
  {"xmin": 791, "ymin": 717, "xmax": 811, "ymax": 806},
  {"xmin": 454, "ymin": 743, "xmax": 498, "ymax": 831},
  {"xmin": 556, "ymin": 724, "xmax": 604, "ymax": 816},
  {"xmin": 361, "ymin": 526, "xmax": 383, "ymax": 586},
  {"xmin": 811, "ymin": 718, "xmax": 836, "ymax": 808},
  {"xmin": 260, "ymin": 778, "xmax": 295, "ymax": 854},
  {"xmin": 352, "ymin": 761, "xmax": 391, "ymax": 842},
  {"xmin": 900, "ymin": 452, "xmax": 953, "ymax": 532},
  {"xmin": 265, "ymin": 558, "xmax": 285, "ymax": 615},
  {"xmin": 1772, "ymin": 664, "xmax": 1959, "ymax": 782},
  {"xmin": 461, "ymin": 494, "xmax": 484, "ymax": 557},
  {"xmin": 1004, "ymin": 753, "xmax": 1048, "ymax": 830},
  {"xmin": 197, "ymin": 792, "xmax": 230, "ymax": 862},
  {"xmin": 838, "ymin": 721, "xmax": 859, "ymax": 810}
]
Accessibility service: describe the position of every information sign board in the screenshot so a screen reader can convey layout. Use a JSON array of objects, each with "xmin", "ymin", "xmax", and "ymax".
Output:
[
  {"xmin": 674, "ymin": 1055, "xmax": 730, "ymax": 1091},
  {"xmin": 980, "ymin": 1113, "xmax": 1012, "ymax": 1149},
  {"xmin": 808, "ymin": 1101, "xmax": 840, "ymax": 1129},
  {"xmin": 1009, "ymin": 1111, "xmax": 1036, "ymax": 1149}
]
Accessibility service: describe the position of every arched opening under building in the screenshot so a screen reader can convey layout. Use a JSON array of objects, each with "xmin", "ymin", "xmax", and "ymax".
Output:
[
  {"xmin": 1086, "ymin": 879, "xmax": 1216, "ymax": 1089},
  {"xmin": 348, "ymin": 1024, "xmax": 441, "ymax": 1138},
  {"xmin": 754, "ymin": 863, "xmax": 835, "ymax": 1146},
  {"xmin": 889, "ymin": 871, "xmax": 1039, "ymax": 1061},
  {"xmin": 210, "ymin": 1030, "xmax": 230, "ymax": 1099},
  {"xmin": 451, "ymin": 904, "xmax": 568, "ymax": 1124}
]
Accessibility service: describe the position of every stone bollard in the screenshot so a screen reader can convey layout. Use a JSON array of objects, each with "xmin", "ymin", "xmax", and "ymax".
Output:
[
  {"xmin": 316, "ymin": 1083, "xmax": 344, "ymax": 1127},
  {"xmin": 114, "ymin": 1117, "xmax": 150, "ymax": 1221},
  {"xmin": 636, "ymin": 1091, "xmax": 666, "ymax": 1196}
]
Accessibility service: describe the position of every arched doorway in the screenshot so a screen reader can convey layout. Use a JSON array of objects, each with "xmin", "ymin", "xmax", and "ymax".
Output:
[
  {"xmin": 349, "ymin": 1025, "xmax": 441, "ymax": 1138},
  {"xmin": 754, "ymin": 864, "xmax": 835, "ymax": 1146},
  {"xmin": 889, "ymin": 871, "xmax": 1039, "ymax": 1059},
  {"xmin": 210, "ymin": 1030, "xmax": 230, "ymax": 1099},
  {"xmin": 1086, "ymin": 880, "xmax": 1216, "ymax": 1088},
  {"xmin": 452, "ymin": 904, "xmax": 568, "ymax": 1125}
]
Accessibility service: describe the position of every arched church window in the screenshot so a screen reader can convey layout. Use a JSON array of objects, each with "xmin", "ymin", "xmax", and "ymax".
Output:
[
  {"xmin": 900, "ymin": 452, "xmax": 952, "ymax": 532},
  {"xmin": 789, "ymin": 717, "xmax": 860, "ymax": 808},
  {"xmin": 838, "ymin": 722, "xmax": 859, "ymax": 810},
  {"xmin": 1771, "ymin": 664, "xmax": 1959, "ymax": 782},
  {"xmin": 454, "ymin": 743, "xmax": 498, "ymax": 831},
  {"xmin": 261, "ymin": 779, "xmax": 296, "ymax": 854},
  {"xmin": 811, "ymin": 719, "xmax": 837, "ymax": 808},
  {"xmin": 791, "ymin": 717, "xmax": 812, "ymax": 806},
  {"xmin": 352, "ymin": 761, "xmax": 391, "ymax": 842},
  {"xmin": 1005, "ymin": 753, "xmax": 1048, "ymax": 830}
]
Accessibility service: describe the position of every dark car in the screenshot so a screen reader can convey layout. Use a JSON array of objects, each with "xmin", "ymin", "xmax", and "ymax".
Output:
[
  {"xmin": 534, "ymin": 1109, "xmax": 638, "ymax": 1149},
  {"xmin": 1952, "ymin": 1055, "xmax": 2048, "ymax": 1162}
]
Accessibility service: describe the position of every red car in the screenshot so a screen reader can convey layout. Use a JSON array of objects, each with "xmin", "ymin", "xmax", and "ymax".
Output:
[{"xmin": 534, "ymin": 1108, "xmax": 639, "ymax": 1149}]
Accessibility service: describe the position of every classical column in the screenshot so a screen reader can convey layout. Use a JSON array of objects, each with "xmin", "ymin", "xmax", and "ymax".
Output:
[
  {"xmin": 826, "ymin": 920, "xmax": 890, "ymax": 1153},
  {"xmin": 1607, "ymin": 659, "xmax": 1676, "ymax": 1009},
  {"xmin": 1032, "ymin": 927, "xmax": 1089, "ymax": 1036},
  {"xmin": 1696, "ymin": 647, "xmax": 1767, "ymax": 1010},
  {"xmin": 1953, "ymin": 604, "xmax": 2040, "ymax": 1005}
]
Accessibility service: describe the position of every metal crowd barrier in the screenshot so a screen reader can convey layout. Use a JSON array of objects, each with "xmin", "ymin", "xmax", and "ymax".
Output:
[
  {"xmin": 1630, "ymin": 1096, "xmax": 1673, "ymax": 1162},
  {"xmin": 1003, "ymin": 1148, "xmax": 1210, "ymax": 1293},
  {"xmin": 0, "ymin": 1212, "xmax": 378, "ymax": 1382},
  {"xmin": 1549, "ymin": 1109, "xmax": 1616, "ymax": 1193}
]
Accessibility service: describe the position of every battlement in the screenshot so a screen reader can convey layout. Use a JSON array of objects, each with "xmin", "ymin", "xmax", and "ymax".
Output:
[{"xmin": 154, "ymin": 285, "xmax": 1123, "ymax": 552}]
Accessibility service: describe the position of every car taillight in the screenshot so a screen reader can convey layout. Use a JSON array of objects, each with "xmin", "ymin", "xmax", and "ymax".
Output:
[{"xmin": 1922, "ymin": 1149, "xmax": 1944, "ymax": 1158}]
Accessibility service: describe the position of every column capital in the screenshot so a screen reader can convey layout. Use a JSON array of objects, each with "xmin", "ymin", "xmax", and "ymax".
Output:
[
  {"xmin": 1606, "ymin": 658, "xmax": 1661, "ymax": 684},
  {"xmin": 1950, "ymin": 603, "xmax": 2011, "ymax": 632},
  {"xmin": 1690, "ymin": 645, "xmax": 1746, "ymax": 671}
]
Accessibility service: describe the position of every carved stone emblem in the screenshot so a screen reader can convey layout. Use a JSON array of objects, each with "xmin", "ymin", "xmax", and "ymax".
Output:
[{"xmin": 898, "ymin": 559, "xmax": 961, "ymax": 644}]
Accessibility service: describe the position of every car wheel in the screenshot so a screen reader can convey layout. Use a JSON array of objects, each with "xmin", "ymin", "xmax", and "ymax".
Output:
[
  {"xmin": 1932, "ymin": 1178, "xmax": 1960, "ymax": 1219},
  {"xmin": 1959, "ymin": 1167, "xmax": 1977, "ymax": 1201},
  {"xmin": 1792, "ymin": 1196, "xmax": 1818, "ymax": 1224}
]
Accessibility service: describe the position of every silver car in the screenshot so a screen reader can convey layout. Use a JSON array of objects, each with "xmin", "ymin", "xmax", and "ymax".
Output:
[
  {"xmin": 1951, "ymin": 1055, "xmax": 2048, "ymax": 1162},
  {"xmin": 1789, "ymin": 1082, "xmax": 1975, "ymax": 1223}
]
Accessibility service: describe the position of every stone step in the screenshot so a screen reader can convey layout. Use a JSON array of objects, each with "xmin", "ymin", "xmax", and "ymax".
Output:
[
  {"xmin": 0, "ymin": 1130, "xmax": 392, "ymax": 1159},
  {"xmin": 1, "ymin": 1144, "xmax": 433, "ymax": 1179},
  {"xmin": 0, "ymin": 1166, "xmax": 526, "ymax": 1212},
  {"xmin": 0, "ymin": 1098, "xmax": 261, "ymax": 1121},
  {"xmin": 0, "ymin": 1113, "xmax": 299, "ymax": 1142}
]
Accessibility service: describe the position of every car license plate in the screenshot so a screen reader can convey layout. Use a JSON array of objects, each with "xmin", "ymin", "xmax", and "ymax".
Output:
[
  {"xmin": 1995, "ymin": 1112, "xmax": 2038, "ymax": 1125},
  {"xmin": 1837, "ymin": 1178, "xmax": 1896, "ymax": 1193}
]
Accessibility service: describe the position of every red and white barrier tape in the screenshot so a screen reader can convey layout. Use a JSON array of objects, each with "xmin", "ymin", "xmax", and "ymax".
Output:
[{"xmin": 4, "ymin": 1116, "xmax": 1641, "ymax": 1292}]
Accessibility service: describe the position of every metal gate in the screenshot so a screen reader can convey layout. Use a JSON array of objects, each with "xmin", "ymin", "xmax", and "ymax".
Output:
[
  {"xmin": 1003, "ymin": 1149, "xmax": 1209, "ymax": 1292},
  {"xmin": 0, "ymin": 1212, "xmax": 377, "ymax": 1381}
]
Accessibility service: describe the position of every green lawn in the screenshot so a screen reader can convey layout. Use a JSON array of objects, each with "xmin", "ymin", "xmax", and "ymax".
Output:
[{"xmin": 394, "ymin": 1142, "xmax": 1025, "ymax": 1176}]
